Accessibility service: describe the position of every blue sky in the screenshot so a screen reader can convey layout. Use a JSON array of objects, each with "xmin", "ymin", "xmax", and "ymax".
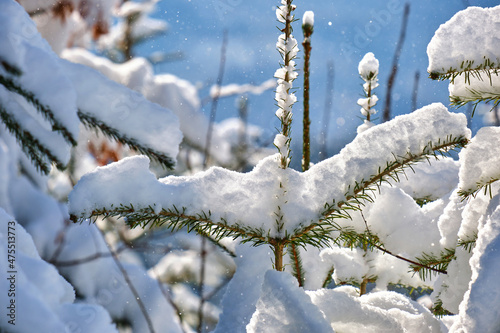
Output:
[{"xmin": 138, "ymin": 0, "xmax": 498, "ymax": 162}]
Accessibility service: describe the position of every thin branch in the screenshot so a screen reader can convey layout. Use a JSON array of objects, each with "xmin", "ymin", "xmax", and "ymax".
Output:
[
  {"xmin": 319, "ymin": 61, "xmax": 334, "ymax": 161},
  {"xmin": 382, "ymin": 3, "xmax": 410, "ymax": 122},
  {"xmin": 197, "ymin": 236, "xmax": 207, "ymax": 333},
  {"xmin": 203, "ymin": 29, "xmax": 228, "ymax": 168},
  {"xmin": 77, "ymin": 110, "xmax": 175, "ymax": 169},
  {"xmin": 411, "ymin": 70, "xmax": 420, "ymax": 111},
  {"xmin": 359, "ymin": 211, "xmax": 447, "ymax": 275},
  {"xmin": 98, "ymin": 229, "xmax": 156, "ymax": 333}
]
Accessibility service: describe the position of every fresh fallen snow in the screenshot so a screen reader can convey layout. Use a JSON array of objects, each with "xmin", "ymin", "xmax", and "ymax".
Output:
[
  {"xmin": 69, "ymin": 103, "xmax": 470, "ymax": 238},
  {"xmin": 213, "ymin": 244, "xmax": 273, "ymax": 333},
  {"xmin": 427, "ymin": 5, "xmax": 500, "ymax": 76}
]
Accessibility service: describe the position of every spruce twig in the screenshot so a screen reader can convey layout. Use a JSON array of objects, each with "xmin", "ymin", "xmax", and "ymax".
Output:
[
  {"xmin": 0, "ymin": 74, "xmax": 77, "ymax": 145},
  {"xmin": 78, "ymin": 110, "xmax": 176, "ymax": 169}
]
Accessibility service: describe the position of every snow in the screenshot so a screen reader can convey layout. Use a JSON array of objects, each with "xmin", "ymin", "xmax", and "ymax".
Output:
[
  {"xmin": 0, "ymin": 208, "xmax": 118, "ymax": 333},
  {"xmin": 246, "ymin": 270, "xmax": 333, "ymax": 333},
  {"xmin": 458, "ymin": 126, "xmax": 500, "ymax": 196},
  {"xmin": 302, "ymin": 11, "xmax": 314, "ymax": 27},
  {"xmin": 358, "ymin": 52, "xmax": 379, "ymax": 80},
  {"xmin": 60, "ymin": 59, "xmax": 183, "ymax": 164},
  {"xmin": 427, "ymin": 5, "xmax": 500, "ymax": 77},
  {"xmin": 69, "ymin": 103, "xmax": 469, "ymax": 238},
  {"xmin": 213, "ymin": 244, "xmax": 272, "ymax": 333},
  {"xmin": 62, "ymin": 47, "xmax": 234, "ymax": 165},
  {"xmin": 209, "ymin": 79, "xmax": 276, "ymax": 99},
  {"xmin": 308, "ymin": 286, "xmax": 444, "ymax": 332},
  {"xmin": 449, "ymin": 71, "xmax": 500, "ymax": 105},
  {"xmin": 0, "ymin": 0, "xmax": 80, "ymax": 146},
  {"xmin": 450, "ymin": 193, "xmax": 500, "ymax": 332}
]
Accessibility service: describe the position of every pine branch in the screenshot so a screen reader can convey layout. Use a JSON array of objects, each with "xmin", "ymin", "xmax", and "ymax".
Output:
[
  {"xmin": 77, "ymin": 110, "xmax": 176, "ymax": 169},
  {"xmin": 322, "ymin": 266, "xmax": 334, "ymax": 288},
  {"xmin": 0, "ymin": 74, "xmax": 77, "ymax": 145},
  {"xmin": 70, "ymin": 204, "xmax": 268, "ymax": 245},
  {"xmin": 410, "ymin": 249, "xmax": 455, "ymax": 280},
  {"xmin": 429, "ymin": 59, "xmax": 500, "ymax": 83},
  {"xmin": 450, "ymin": 88, "xmax": 500, "ymax": 117},
  {"xmin": 458, "ymin": 177, "xmax": 500, "ymax": 201},
  {"xmin": 0, "ymin": 104, "xmax": 66, "ymax": 174},
  {"xmin": 0, "ymin": 59, "xmax": 22, "ymax": 76},
  {"xmin": 321, "ymin": 135, "xmax": 469, "ymax": 222}
]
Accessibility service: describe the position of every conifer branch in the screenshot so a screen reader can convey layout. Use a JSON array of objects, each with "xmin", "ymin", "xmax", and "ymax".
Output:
[
  {"xmin": 429, "ymin": 59, "xmax": 500, "ymax": 83},
  {"xmin": 0, "ymin": 104, "xmax": 66, "ymax": 173},
  {"xmin": 70, "ymin": 204, "xmax": 268, "ymax": 245},
  {"xmin": 322, "ymin": 266, "xmax": 334, "ymax": 288},
  {"xmin": 0, "ymin": 59, "xmax": 22, "ymax": 76},
  {"xmin": 77, "ymin": 110, "xmax": 176, "ymax": 169},
  {"xmin": 321, "ymin": 135, "xmax": 469, "ymax": 221},
  {"xmin": 458, "ymin": 177, "xmax": 500, "ymax": 201},
  {"xmin": 0, "ymin": 74, "xmax": 77, "ymax": 145}
]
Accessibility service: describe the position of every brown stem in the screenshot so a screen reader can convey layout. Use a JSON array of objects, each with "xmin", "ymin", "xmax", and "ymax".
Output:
[
  {"xmin": 302, "ymin": 37, "xmax": 311, "ymax": 171},
  {"xmin": 382, "ymin": 3, "xmax": 410, "ymax": 122},
  {"xmin": 197, "ymin": 236, "xmax": 207, "ymax": 333},
  {"xmin": 319, "ymin": 61, "xmax": 334, "ymax": 161},
  {"xmin": 203, "ymin": 29, "xmax": 228, "ymax": 168},
  {"xmin": 272, "ymin": 240, "xmax": 286, "ymax": 271},
  {"xmin": 360, "ymin": 278, "xmax": 368, "ymax": 296}
]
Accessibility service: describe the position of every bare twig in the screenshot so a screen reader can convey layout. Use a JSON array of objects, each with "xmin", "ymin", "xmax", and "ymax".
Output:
[
  {"xmin": 319, "ymin": 61, "xmax": 334, "ymax": 161},
  {"xmin": 382, "ymin": 3, "xmax": 410, "ymax": 122},
  {"xmin": 203, "ymin": 30, "xmax": 228, "ymax": 168},
  {"xmin": 98, "ymin": 229, "xmax": 156, "ymax": 333},
  {"xmin": 197, "ymin": 236, "xmax": 208, "ymax": 333},
  {"xmin": 411, "ymin": 70, "xmax": 420, "ymax": 111}
]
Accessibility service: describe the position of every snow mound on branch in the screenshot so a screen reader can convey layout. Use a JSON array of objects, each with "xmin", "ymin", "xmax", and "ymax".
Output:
[
  {"xmin": 427, "ymin": 5, "xmax": 500, "ymax": 76},
  {"xmin": 69, "ymin": 103, "xmax": 470, "ymax": 237}
]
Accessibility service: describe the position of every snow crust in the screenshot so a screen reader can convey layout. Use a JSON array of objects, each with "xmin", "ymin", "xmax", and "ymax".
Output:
[
  {"xmin": 427, "ymin": 5, "xmax": 500, "ymax": 75},
  {"xmin": 69, "ymin": 103, "xmax": 469, "ymax": 237}
]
